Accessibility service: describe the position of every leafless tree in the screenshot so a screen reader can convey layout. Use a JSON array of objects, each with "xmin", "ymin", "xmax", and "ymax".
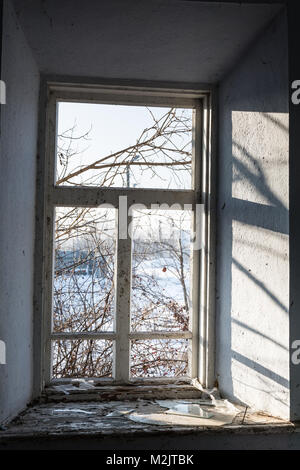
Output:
[{"xmin": 53, "ymin": 107, "xmax": 192, "ymax": 379}]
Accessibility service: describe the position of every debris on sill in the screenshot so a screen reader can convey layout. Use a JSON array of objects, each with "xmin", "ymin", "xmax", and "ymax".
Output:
[
  {"xmin": 165, "ymin": 404, "xmax": 214, "ymax": 419},
  {"xmin": 155, "ymin": 399, "xmax": 215, "ymax": 408},
  {"xmin": 50, "ymin": 408, "xmax": 95, "ymax": 415},
  {"xmin": 77, "ymin": 379, "xmax": 96, "ymax": 390},
  {"xmin": 34, "ymin": 381, "xmax": 289, "ymax": 430},
  {"xmin": 106, "ymin": 409, "xmax": 134, "ymax": 418},
  {"xmin": 48, "ymin": 379, "xmax": 96, "ymax": 394},
  {"xmin": 43, "ymin": 380, "xmax": 204, "ymax": 402},
  {"xmin": 48, "ymin": 384, "xmax": 76, "ymax": 395},
  {"xmin": 128, "ymin": 410, "xmax": 233, "ymax": 427},
  {"xmin": 128, "ymin": 396, "xmax": 240, "ymax": 427},
  {"xmin": 0, "ymin": 398, "xmax": 292, "ymax": 440}
]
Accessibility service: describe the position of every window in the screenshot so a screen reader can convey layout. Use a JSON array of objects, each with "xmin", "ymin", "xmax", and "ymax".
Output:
[{"xmin": 38, "ymin": 84, "xmax": 214, "ymax": 388}]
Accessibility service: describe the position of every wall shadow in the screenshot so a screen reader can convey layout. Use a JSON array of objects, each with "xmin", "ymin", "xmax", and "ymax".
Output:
[
  {"xmin": 216, "ymin": 10, "xmax": 289, "ymax": 416},
  {"xmin": 216, "ymin": 110, "xmax": 289, "ymax": 411}
]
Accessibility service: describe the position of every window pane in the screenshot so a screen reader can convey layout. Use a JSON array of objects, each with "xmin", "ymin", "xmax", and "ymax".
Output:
[
  {"xmin": 54, "ymin": 207, "xmax": 116, "ymax": 332},
  {"xmin": 131, "ymin": 209, "xmax": 192, "ymax": 332},
  {"xmin": 130, "ymin": 339, "xmax": 189, "ymax": 378},
  {"xmin": 56, "ymin": 102, "xmax": 192, "ymax": 189},
  {"xmin": 52, "ymin": 339, "xmax": 113, "ymax": 378}
]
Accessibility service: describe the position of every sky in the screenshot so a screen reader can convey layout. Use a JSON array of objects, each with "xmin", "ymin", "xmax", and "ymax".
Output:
[
  {"xmin": 56, "ymin": 102, "xmax": 192, "ymax": 189},
  {"xmin": 55, "ymin": 102, "xmax": 194, "ymax": 249}
]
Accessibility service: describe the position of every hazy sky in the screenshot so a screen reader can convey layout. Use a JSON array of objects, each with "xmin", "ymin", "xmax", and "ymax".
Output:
[{"xmin": 56, "ymin": 102, "xmax": 192, "ymax": 189}]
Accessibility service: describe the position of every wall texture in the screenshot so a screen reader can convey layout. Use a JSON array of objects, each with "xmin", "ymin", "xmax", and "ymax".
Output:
[
  {"xmin": 216, "ymin": 11, "xmax": 289, "ymax": 419},
  {"xmin": 287, "ymin": 1, "xmax": 300, "ymax": 423},
  {"xmin": 12, "ymin": 0, "xmax": 280, "ymax": 84},
  {"xmin": 0, "ymin": 0, "xmax": 292, "ymax": 427},
  {"xmin": 0, "ymin": 0, "xmax": 39, "ymax": 424}
]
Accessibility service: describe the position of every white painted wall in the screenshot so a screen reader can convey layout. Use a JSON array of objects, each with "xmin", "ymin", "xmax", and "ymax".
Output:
[
  {"xmin": 216, "ymin": 12, "xmax": 290, "ymax": 419},
  {"xmin": 0, "ymin": 0, "xmax": 291, "ymax": 425},
  {"xmin": 0, "ymin": 0, "xmax": 39, "ymax": 424},
  {"xmin": 12, "ymin": 0, "xmax": 280, "ymax": 84}
]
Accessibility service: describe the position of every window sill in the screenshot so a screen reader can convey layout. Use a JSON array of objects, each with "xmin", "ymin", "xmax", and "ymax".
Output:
[
  {"xmin": 43, "ymin": 380, "xmax": 202, "ymax": 402},
  {"xmin": 0, "ymin": 399, "xmax": 294, "ymax": 449}
]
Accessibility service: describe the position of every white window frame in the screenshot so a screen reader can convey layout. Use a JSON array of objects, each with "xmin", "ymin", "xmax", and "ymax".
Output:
[{"xmin": 34, "ymin": 82, "xmax": 215, "ymax": 391}]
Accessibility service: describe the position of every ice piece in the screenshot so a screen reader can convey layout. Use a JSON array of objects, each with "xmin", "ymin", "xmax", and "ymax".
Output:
[
  {"xmin": 165, "ymin": 404, "xmax": 213, "ymax": 419},
  {"xmin": 179, "ymin": 400, "xmax": 214, "ymax": 406},
  {"xmin": 78, "ymin": 380, "xmax": 95, "ymax": 390},
  {"xmin": 210, "ymin": 397, "xmax": 240, "ymax": 414},
  {"xmin": 50, "ymin": 384, "xmax": 77, "ymax": 394},
  {"xmin": 155, "ymin": 399, "xmax": 214, "ymax": 409},
  {"xmin": 51, "ymin": 408, "xmax": 95, "ymax": 415},
  {"xmin": 128, "ymin": 410, "xmax": 236, "ymax": 427},
  {"xmin": 106, "ymin": 409, "xmax": 134, "ymax": 418}
]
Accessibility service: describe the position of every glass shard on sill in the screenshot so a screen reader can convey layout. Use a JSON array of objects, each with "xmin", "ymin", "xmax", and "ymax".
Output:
[
  {"xmin": 127, "ymin": 397, "xmax": 240, "ymax": 427},
  {"xmin": 165, "ymin": 403, "xmax": 213, "ymax": 419},
  {"xmin": 106, "ymin": 409, "xmax": 134, "ymax": 418},
  {"xmin": 128, "ymin": 410, "xmax": 235, "ymax": 427},
  {"xmin": 155, "ymin": 399, "xmax": 214, "ymax": 409}
]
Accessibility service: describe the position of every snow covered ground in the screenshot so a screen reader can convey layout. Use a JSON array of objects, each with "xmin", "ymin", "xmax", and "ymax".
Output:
[{"xmin": 52, "ymin": 250, "xmax": 191, "ymax": 379}]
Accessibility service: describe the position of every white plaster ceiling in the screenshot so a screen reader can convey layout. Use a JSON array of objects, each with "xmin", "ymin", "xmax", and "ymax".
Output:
[{"xmin": 13, "ymin": 0, "xmax": 283, "ymax": 84}]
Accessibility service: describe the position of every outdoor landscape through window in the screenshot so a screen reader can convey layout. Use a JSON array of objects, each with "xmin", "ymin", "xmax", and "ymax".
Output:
[{"xmin": 52, "ymin": 100, "xmax": 196, "ymax": 380}]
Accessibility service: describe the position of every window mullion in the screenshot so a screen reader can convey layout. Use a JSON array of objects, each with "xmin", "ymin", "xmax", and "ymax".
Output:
[
  {"xmin": 114, "ymin": 212, "xmax": 132, "ymax": 382},
  {"xmin": 51, "ymin": 186, "xmax": 195, "ymax": 209},
  {"xmin": 190, "ymin": 105, "xmax": 202, "ymax": 379},
  {"xmin": 129, "ymin": 331, "xmax": 192, "ymax": 340},
  {"xmin": 43, "ymin": 92, "xmax": 57, "ymax": 385}
]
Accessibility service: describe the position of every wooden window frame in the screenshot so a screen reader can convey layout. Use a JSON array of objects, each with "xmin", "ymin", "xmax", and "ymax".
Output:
[{"xmin": 34, "ymin": 81, "xmax": 216, "ymax": 391}]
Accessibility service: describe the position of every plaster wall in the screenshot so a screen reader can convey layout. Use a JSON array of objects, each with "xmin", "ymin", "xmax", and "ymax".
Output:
[
  {"xmin": 0, "ymin": 0, "xmax": 291, "ymax": 426},
  {"xmin": 0, "ymin": 0, "xmax": 39, "ymax": 424},
  {"xmin": 216, "ymin": 12, "xmax": 289, "ymax": 419},
  {"xmin": 12, "ymin": 0, "xmax": 280, "ymax": 84}
]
